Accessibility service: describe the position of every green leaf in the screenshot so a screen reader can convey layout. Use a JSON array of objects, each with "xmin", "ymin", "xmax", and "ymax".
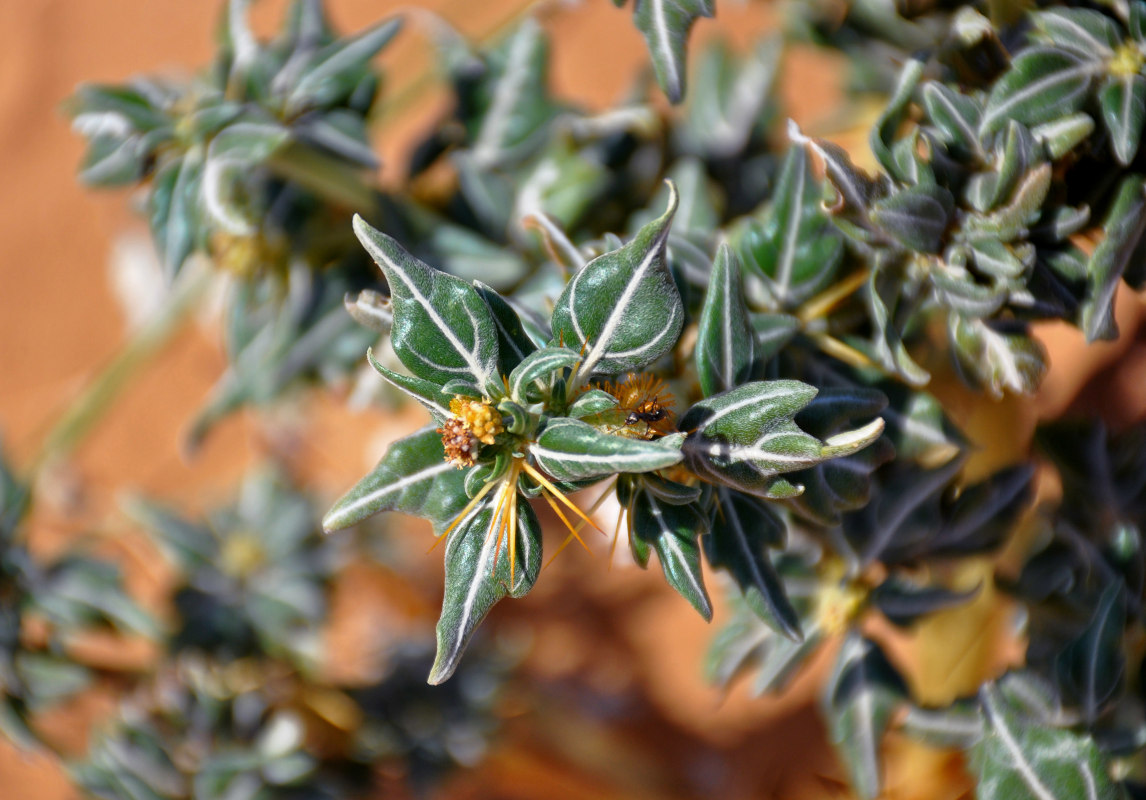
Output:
[
  {"xmin": 681, "ymin": 382, "xmax": 885, "ymax": 497},
  {"xmin": 468, "ymin": 19, "xmax": 558, "ymax": 169},
  {"xmin": 741, "ymin": 144, "xmax": 843, "ymax": 309},
  {"xmin": 973, "ymin": 682, "xmax": 1122, "ymax": 800},
  {"xmin": 148, "ymin": 151, "xmax": 204, "ymax": 279},
  {"xmin": 921, "ymin": 82, "xmax": 983, "ymax": 159},
  {"xmin": 871, "ymin": 576, "xmax": 979, "ymax": 627},
  {"xmin": 949, "ymin": 316, "xmax": 1046, "ymax": 397},
  {"xmin": 1099, "ymin": 74, "xmax": 1146, "ymax": 165},
  {"xmin": 1031, "ymin": 9, "xmax": 1119, "ymax": 59},
  {"xmin": 323, "ymin": 427, "xmax": 468, "ymax": 532},
  {"xmin": 631, "ymin": 0, "xmax": 715, "ymax": 103},
  {"xmin": 475, "ymin": 281, "xmax": 537, "ymax": 375},
  {"xmin": 705, "ymin": 488, "xmax": 800, "ymax": 639},
  {"xmin": 430, "ymin": 491, "xmax": 541, "ymax": 684},
  {"xmin": 353, "ymin": 216, "xmax": 502, "ymax": 395},
  {"xmin": 285, "ymin": 16, "xmax": 402, "ymax": 115},
  {"xmin": 365, "ymin": 349, "xmax": 451, "ymax": 422},
  {"xmin": 1082, "ymin": 175, "xmax": 1146, "ymax": 342},
  {"xmin": 680, "ymin": 37, "xmax": 780, "ymax": 157},
  {"xmin": 901, "ymin": 702, "xmax": 984, "ymax": 749},
  {"xmin": 78, "ymin": 134, "xmax": 149, "ymax": 187},
  {"xmin": 696, "ymin": 243, "xmax": 754, "ymax": 397},
  {"xmin": 507, "ymin": 347, "xmax": 580, "ymax": 404},
  {"xmin": 550, "ymin": 183, "xmax": 683, "ymax": 381},
  {"xmin": 871, "ymin": 184, "xmax": 954, "ymax": 254},
  {"xmin": 871, "ymin": 59, "xmax": 924, "ymax": 180},
  {"xmin": 821, "ymin": 634, "xmax": 907, "ymax": 800},
  {"xmin": 1054, "ymin": 581, "xmax": 1126, "ymax": 724},
  {"xmin": 632, "ymin": 491, "xmax": 711, "ymax": 619},
  {"xmin": 208, "ymin": 121, "xmax": 292, "ymax": 163},
  {"xmin": 568, "ymin": 389, "xmax": 619, "ymax": 419},
  {"xmin": 980, "ymin": 48, "xmax": 1095, "ymax": 137},
  {"xmin": 530, "ymin": 418, "xmax": 683, "ymax": 482}
]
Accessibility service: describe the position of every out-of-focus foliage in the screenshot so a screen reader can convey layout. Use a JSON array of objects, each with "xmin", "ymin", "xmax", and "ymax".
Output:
[{"xmin": 52, "ymin": 0, "xmax": 1146, "ymax": 798}]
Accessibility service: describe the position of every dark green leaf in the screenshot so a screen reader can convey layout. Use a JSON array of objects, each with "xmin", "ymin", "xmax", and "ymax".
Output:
[
  {"xmin": 550, "ymin": 183, "xmax": 683, "ymax": 381},
  {"xmin": 980, "ymin": 48, "xmax": 1094, "ymax": 137},
  {"xmin": 530, "ymin": 418, "xmax": 683, "ymax": 482},
  {"xmin": 949, "ymin": 316, "xmax": 1046, "ymax": 397},
  {"xmin": 871, "ymin": 184, "xmax": 954, "ymax": 253},
  {"xmin": 822, "ymin": 634, "xmax": 907, "ymax": 800},
  {"xmin": 323, "ymin": 426, "xmax": 468, "ymax": 532},
  {"xmin": 705, "ymin": 488, "xmax": 800, "ymax": 638},
  {"xmin": 973, "ymin": 681, "xmax": 1121, "ymax": 800},
  {"xmin": 1031, "ymin": 9, "xmax": 1119, "ymax": 58},
  {"xmin": 741, "ymin": 144, "xmax": 843, "ymax": 309},
  {"xmin": 475, "ymin": 281, "xmax": 538, "ymax": 375},
  {"xmin": 631, "ymin": 0, "xmax": 715, "ymax": 103},
  {"xmin": 430, "ymin": 491, "xmax": 541, "ymax": 684},
  {"xmin": 354, "ymin": 215, "xmax": 502, "ymax": 395},
  {"xmin": 871, "ymin": 576, "xmax": 980, "ymax": 627},
  {"xmin": 1082, "ymin": 175, "xmax": 1146, "ymax": 341},
  {"xmin": 632, "ymin": 491, "xmax": 711, "ymax": 619},
  {"xmin": 507, "ymin": 347, "xmax": 580, "ymax": 404},
  {"xmin": 1055, "ymin": 581, "xmax": 1126, "ymax": 724},
  {"xmin": 696, "ymin": 243, "xmax": 754, "ymax": 397},
  {"xmin": 366, "ymin": 349, "xmax": 452, "ymax": 422},
  {"xmin": 285, "ymin": 16, "xmax": 402, "ymax": 114}
]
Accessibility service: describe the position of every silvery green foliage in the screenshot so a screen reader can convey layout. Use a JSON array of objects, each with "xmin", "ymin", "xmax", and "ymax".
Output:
[
  {"xmin": 68, "ymin": 0, "xmax": 396, "ymax": 278},
  {"xmin": 124, "ymin": 469, "xmax": 340, "ymax": 672},
  {"xmin": 74, "ymin": 644, "xmax": 511, "ymax": 800},
  {"xmin": 0, "ymin": 443, "xmax": 154, "ymax": 749},
  {"xmin": 328, "ymin": 194, "xmax": 885, "ymax": 685},
  {"xmin": 74, "ymin": 658, "xmax": 365, "ymax": 800},
  {"xmin": 68, "ymin": 0, "xmax": 399, "ymax": 444}
]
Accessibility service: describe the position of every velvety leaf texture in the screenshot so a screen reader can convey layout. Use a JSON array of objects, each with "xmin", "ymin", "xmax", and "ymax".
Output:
[
  {"xmin": 530, "ymin": 418, "xmax": 684, "ymax": 482},
  {"xmin": 550, "ymin": 183, "xmax": 683, "ymax": 380},
  {"xmin": 973, "ymin": 682, "xmax": 1122, "ymax": 800},
  {"xmin": 431, "ymin": 493, "xmax": 542, "ymax": 684},
  {"xmin": 353, "ymin": 215, "xmax": 502, "ymax": 396},
  {"xmin": 631, "ymin": 0, "xmax": 715, "ymax": 103},
  {"xmin": 323, "ymin": 427, "xmax": 468, "ymax": 533}
]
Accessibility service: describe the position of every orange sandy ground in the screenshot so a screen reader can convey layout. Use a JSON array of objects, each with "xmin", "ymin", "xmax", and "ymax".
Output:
[{"xmin": 1, "ymin": 1, "xmax": 1145, "ymax": 799}]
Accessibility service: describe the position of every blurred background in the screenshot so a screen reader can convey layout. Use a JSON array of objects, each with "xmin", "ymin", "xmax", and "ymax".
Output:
[{"xmin": 2, "ymin": 1, "xmax": 1145, "ymax": 799}]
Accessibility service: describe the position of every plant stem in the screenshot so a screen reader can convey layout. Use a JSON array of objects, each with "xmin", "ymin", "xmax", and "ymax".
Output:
[{"xmin": 31, "ymin": 267, "xmax": 211, "ymax": 475}]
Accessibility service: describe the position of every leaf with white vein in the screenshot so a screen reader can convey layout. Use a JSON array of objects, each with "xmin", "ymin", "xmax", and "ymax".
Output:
[
  {"xmin": 821, "ymin": 634, "xmax": 907, "ymax": 800},
  {"xmin": 550, "ymin": 182, "xmax": 683, "ymax": 382},
  {"xmin": 507, "ymin": 347, "xmax": 580, "ymax": 404},
  {"xmin": 323, "ymin": 427, "xmax": 468, "ymax": 533},
  {"xmin": 365, "ymin": 348, "xmax": 451, "ymax": 423},
  {"xmin": 632, "ymin": 490, "xmax": 712, "ymax": 619},
  {"xmin": 973, "ymin": 682, "xmax": 1122, "ymax": 800},
  {"xmin": 681, "ymin": 381, "xmax": 885, "ymax": 497},
  {"xmin": 704, "ymin": 488, "xmax": 800, "ymax": 639},
  {"xmin": 740, "ymin": 144, "xmax": 843, "ymax": 309},
  {"xmin": 285, "ymin": 16, "xmax": 402, "ymax": 115},
  {"xmin": 632, "ymin": 0, "xmax": 714, "ymax": 103},
  {"xmin": 354, "ymin": 215, "xmax": 502, "ymax": 396},
  {"xmin": 696, "ymin": 243, "xmax": 755, "ymax": 397},
  {"xmin": 980, "ymin": 47, "xmax": 1096, "ymax": 137},
  {"xmin": 530, "ymin": 418, "xmax": 684, "ymax": 482},
  {"xmin": 1081, "ymin": 175, "xmax": 1146, "ymax": 342},
  {"xmin": 430, "ymin": 492, "xmax": 541, "ymax": 684}
]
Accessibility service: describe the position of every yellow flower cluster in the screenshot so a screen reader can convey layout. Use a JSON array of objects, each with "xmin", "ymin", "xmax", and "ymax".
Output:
[{"xmin": 449, "ymin": 397, "xmax": 503, "ymax": 445}]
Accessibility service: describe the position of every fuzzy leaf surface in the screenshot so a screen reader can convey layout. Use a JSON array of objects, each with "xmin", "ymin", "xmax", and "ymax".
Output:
[
  {"xmin": 530, "ymin": 418, "xmax": 683, "ymax": 482},
  {"xmin": 323, "ymin": 427, "xmax": 468, "ymax": 532},
  {"xmin": 550, "ymin": 184, "xmax": 683, "ymax": 379},
  {"xmin": 431, "ymin": 492, "xmax": 541, "ymax": 683},
  {"xmin": 696, "ymin": 243, "xmax": 754, "ymax": 397},
  {"xmin": 632, "ymin": 0, "xmax": 715, "ymax": 103},
  {"xmin": 354, "ymin": 216, "xmax": 502, "ymax": 395},
  {"xmin": 632, "ymin": 491, "xmax": 712, "ymax": 619}
]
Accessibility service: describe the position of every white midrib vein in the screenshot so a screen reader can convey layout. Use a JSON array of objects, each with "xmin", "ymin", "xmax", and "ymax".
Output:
[
  {"xmin": 775, "ymin": 160, "xmax": 805, "ymax": 304},
  {"xmin": 530, "ymin": 443, "xmax": 679, "ymax": 468},
  {"xmin": 982, "ymin": 58, "xmax": 1098, "ymax": 133},
  {"xmin": 386, "ymin": 259, "xmax": 493, "ymax": 390},
  {"xmin": 987, "ymin": 692, "xmax": 1058, "ymax": 800},
  {"xmin": 648, "ymin": 495, "xmax": 705, "ymax": 601},
  {"xmin": 652, "ymin": 0, "xmax": 680, "ymax": 96},
  {"xmin": 473, "ymin": 24, "xmax": 534, "ymax": 168},
  {"xmin": 724, "ymin": 491, "xmax": 770, "ymax": 600},
  {"xmin": 329, "ymin": 461, "xmax": 454, "ymax": 524},
  {"xmin": 576, "ymin": 225, "xmax": 671, "ymax": 378}
]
